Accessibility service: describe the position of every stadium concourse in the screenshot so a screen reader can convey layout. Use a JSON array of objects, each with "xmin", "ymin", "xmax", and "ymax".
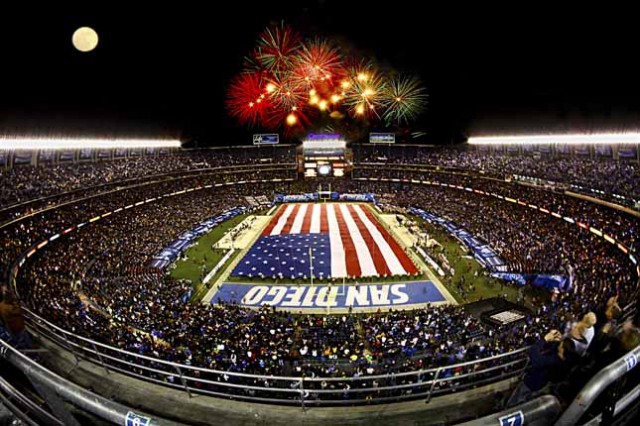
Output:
[{"xmin": 1, "ymin": 143, "xmax": 640, "ymax": 425}]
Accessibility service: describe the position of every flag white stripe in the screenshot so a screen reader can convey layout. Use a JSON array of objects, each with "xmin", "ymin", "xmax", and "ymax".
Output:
[
  {"xmin": 326, "ymin": 204, "xmax": 347, "ymax": 278},
  {"xmin": 352, "ymin": 204, "xmax": 406, "ymax": 275},
  {"xmin": 270, "ymin": 204, "xmax": 295, "ymax": 235},
  {"xmin": 310, "ymin": 204, "xmax": 321, "ymax": 233},
  {"xmin": 339, "ymin": 204, "xmax": 377, "ymax": 276},
  {"xmin": 289, "ymin": 204, "xmax": 308, "ymax": 234}
]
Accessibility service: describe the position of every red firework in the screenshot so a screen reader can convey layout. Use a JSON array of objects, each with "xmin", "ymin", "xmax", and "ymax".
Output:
[
  {"xmin": 225, "ymin": 72, "xmax": 273, "ymax": 127},
  {"xmin": 260, "ymin": 97, "xmax": 316, "ymax": 131},
  {"xmin": 291, "ymin": 38, "xmax": 345, "ymax": 91}
]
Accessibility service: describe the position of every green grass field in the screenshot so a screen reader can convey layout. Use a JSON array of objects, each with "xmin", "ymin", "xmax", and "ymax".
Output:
[
  {"xmin": 411, "ymin": 216, "xmax": 520, "ymax": 304},
  {"xmin": 170, "ymin": 212, "xmax": 252, "ymax": 301}
]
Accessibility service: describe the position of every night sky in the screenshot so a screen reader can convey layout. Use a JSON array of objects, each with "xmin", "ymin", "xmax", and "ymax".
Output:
[{"xmin": 1, "ymin": 3, "xmax": 639, "ymax": 145}]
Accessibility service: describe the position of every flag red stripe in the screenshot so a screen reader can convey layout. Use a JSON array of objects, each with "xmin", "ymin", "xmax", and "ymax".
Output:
[
  {"xmin": 280, "ymin": 204, "xmax": 301, "ymax": 234},
  {"xmin": 360, "ymin": 205, "xmax": 419, "ymax": 274},
  {"xmin": 347, "ymin": 205, "xmax": 391, "ymax": 276},
  {"xmin": 262, "ymin": 205, "xmax": 285, "ymax": 236},
  {"xmin": 319, "ymin": 204, "xmax": 329, "ymax": 233},
  {"xmin": 334, "ymin": 205, "xmax": 361, "ymax": 278},
  {"xmin": 300, "ymin": 204, "xmax": 314, "ymax": 234}
]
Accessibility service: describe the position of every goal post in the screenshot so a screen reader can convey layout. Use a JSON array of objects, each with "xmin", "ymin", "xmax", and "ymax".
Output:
[{"xmin": 317, "ymin": 183, "xmax": 332, "ymax": 202}]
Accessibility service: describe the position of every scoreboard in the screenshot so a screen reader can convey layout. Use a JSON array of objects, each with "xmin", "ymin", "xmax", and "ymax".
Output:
[{"xmin": 302, "ymin": 133, "xmax": 347, "ymax": 178}]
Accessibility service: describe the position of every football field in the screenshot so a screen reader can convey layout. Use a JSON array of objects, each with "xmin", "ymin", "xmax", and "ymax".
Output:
[{"xmin": 203, "ymin": 203, "xmax": 456, "ymax": 312}]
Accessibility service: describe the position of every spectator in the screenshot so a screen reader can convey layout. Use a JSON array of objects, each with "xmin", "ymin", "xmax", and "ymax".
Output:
[
  {"xmin": 507, "ymin": 330, "xmax": 578, "ymax": 407},
  {"xmin": 568, "ymin": 312, "xmax": 597, "ymax": 356}
]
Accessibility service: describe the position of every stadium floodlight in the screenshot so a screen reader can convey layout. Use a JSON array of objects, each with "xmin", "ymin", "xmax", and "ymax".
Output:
[
  {"xmin": 0, "ymin": 137, "xmax": 182, "ymax": 150},
  {"xmin": 468, "ymin": 133, "xmax": 640, "ymax": 145}
]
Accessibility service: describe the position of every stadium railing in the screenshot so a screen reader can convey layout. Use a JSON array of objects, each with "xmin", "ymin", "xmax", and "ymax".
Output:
[
  {"xmin": 22, "ymin": 308, "xmax": 528, "ymax": 406},
  {"xmin": 0, "ymin": 337, "xmax": 171, "ymax": 426},
  {"xmin": 6, "ymin": 326, "xmax": 640, "ymax": 425},
  {"xmin": 555, "ymin": 344, "xmax": 640, "ymax": 425},
  {"xmin": 0, "ymin": 371, "xmax": 63, "ymax": 426},
  {"xmin": 458, "ymin": 394, "xmax": 563, "ymax": 426}
]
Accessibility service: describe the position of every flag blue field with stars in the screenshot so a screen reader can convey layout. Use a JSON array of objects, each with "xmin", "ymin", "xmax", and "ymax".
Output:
[{"xmin": 232, "ymin": 234, "xmax": 331, "ymax": 279}]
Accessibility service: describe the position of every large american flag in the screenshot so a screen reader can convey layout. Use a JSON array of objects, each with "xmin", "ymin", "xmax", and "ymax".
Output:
[{"xmin": 232, "ymin": 203, "xmax": 418, "ymax": 279}]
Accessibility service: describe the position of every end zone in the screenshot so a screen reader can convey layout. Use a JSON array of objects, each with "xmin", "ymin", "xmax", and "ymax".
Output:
[{"xmin": 210, "ymin": 280, "xmax": 448, "ymax": 314}]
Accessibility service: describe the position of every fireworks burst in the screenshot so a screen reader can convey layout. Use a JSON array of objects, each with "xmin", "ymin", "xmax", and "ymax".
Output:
[
  {"xmin": 382, "ymin": 76, "xmax": 428, "ymax": 124},
  {"xmin": 253, "ymin": 23, "xmax": 301, "ymax": 76},
  {"xmin": 342, "ymin": 68, "xmax": 387, "ymax": 119},
  {"xmin": 226, "ymin": 72, "xmax": 273, "ymax": 127},
  {"xmin": 266, "ymin": 73, "xmax": 306, "ymax": 112},
  {"xmin": 292, "ymin": 38, "xmax": 343, "ymax": 90},
  {"xmin": 227, "ymin": 23, "xmax": 427, "ymax": 133}
]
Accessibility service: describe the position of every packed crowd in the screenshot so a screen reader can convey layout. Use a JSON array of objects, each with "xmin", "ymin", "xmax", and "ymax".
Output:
[
  {"xmin": 384, "ymin": 182, "xmax": 636, "ymax": 304},
  {"xmin": 354, "ymin": 167, "xmax": 640, "ymax": 253},
  {"xmin": 0, "ymin": 165, "xmax": 297, "ymax": 230},
  {"xmin": 0, "ymin": 145, "xmax": 296, "ymax": 209},
  {"xmin": 354, "ymin": 144, "xmax": 640, "ymax": 202},
  {"xmin": 2, "ymin": 143, "xmax": 638, "ymax": 216},
  {"xmin": 0, "ymin": 169, "xmax": 298, "ymax": 283}
]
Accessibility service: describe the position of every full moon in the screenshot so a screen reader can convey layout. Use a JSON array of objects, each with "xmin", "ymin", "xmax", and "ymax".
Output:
[{"xmin": 72, "ymin": 27, "xmax": 99, "ymax": 52}]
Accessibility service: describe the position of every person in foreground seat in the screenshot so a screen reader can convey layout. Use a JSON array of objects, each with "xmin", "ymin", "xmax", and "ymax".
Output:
[{"xmin": 506, "ymin": 329, "xmax": 579, "ymax": 407}]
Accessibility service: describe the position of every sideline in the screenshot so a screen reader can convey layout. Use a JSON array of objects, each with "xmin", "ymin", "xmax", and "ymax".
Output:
[
  {"xmin": 369, "ymin": 205, "xmax": 457, "ymax": 305},
  {"xmin": 201, "ymin": 213, "xmax": 274, "ymax": 303},
  {"xmin": 202, "ymin": 248, "xmax": 235, "ymax": 284}
]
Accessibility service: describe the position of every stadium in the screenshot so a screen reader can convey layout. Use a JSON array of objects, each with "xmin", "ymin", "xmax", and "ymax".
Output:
[{"xmin": 1, "ymin": 4, "xmax": 640, "ymax": 426}]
